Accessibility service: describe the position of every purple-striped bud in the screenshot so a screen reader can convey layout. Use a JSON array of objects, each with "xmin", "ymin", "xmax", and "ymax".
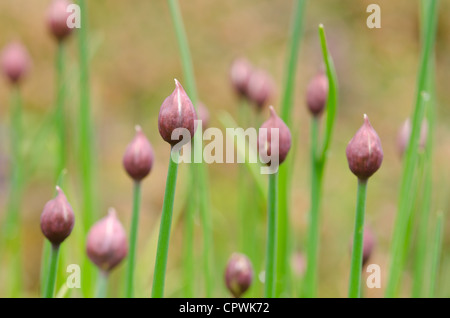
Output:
[
  {"xmin": 86, "ymin": 208, "xmax": 128, "ymax": 272},
  {"xmin": 158, "ymin": 79, "xmax": 197, "ymax": 146},
  {"xmin": 225, "ymin": 253, "xmax": 253, "ymax": 298},
  {"xmin": 40, "ymin": 186, "xmax": 75, "ymax": 246},
  {"xmin": 1, "ymin": 42, "xmax": 31, "ymax": 85},
  {"xmin": 247, "ymin": 69, "xmax": 274, "ymax": 109},
  {"xmin": 306, "ymin": 71, "xmax": 328, "ymax": 116},
  {"xmin": 397, "ymin": 118, "xmax": 428, "ymax": 158},
  {"xmin": 230, "ymin": 58, "xmax": 253, "ymax": 97},
  {"xmin": 258, "ymin": 106, "xmax": 292, "ymax": 167},
  {"xmin": 123, "ymin": 125, "xmax": 154, "ymax": 182},
  {"xmin": 346, "ymin": 114, "xmax": 383, "ymax": 180},
  {"xmin": 47, "ymin": 0, "xmax": 74, "ymax": 41}
]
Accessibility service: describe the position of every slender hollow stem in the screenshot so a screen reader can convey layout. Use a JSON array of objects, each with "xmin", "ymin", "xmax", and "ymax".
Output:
[
  {"xmin": 44, "ymin": 244, "xmax": 60, "ymax": 298},
  {"xmin": 125, "ymin": 181, "xmax": 142, "ymax": 298},
  {"xmin": 276, "ymin": 0, "xmax": 306, "ymax": 297},
  {"xmin": 78, "ymin": 0, "xmax": 97, "ymax": 297},
  {"xmin": 265, "ymin": 171, "xmax": 278, "ymax": 298},
  {"xmin": 386, "ymin": 0, "xmax": 438, "ymax": 297},
  {"xmin": 303, "ymin": 117, "xmax": 323, "ymax": 297},
  {"xmin": 183, "ymin": 178, "xmax": 195, "ymax": 298},
  {"xmin": 167, "ymin": 0, "xmax": 213, "ymax": 297},
  {"xmin": 96, "ymin": 271, "xmax": 109, "ymax": 298},
  {"xmin": 55, "ymin": 42, "xmax": 67, "ymax": 179},
  {"xmin": 152, "ymin": 149, "xmax": 180, "ymax": 298},
  {"xmin": 348, "ymin": 179, "xmax": 368, "ymax": 298},
  {"xmin": 429, "ymin": 212, "xmax": 443, "ymax": 298}
]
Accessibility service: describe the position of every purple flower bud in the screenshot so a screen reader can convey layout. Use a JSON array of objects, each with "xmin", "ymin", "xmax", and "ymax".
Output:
[
  {"xmin": 350, "ymin": 227, "xmax": 376, "ymax": 267},
  {"xmin": 86, "ymin": 208, "xmax": 128, "ymax": 272},
  {"xmin": 291, "ymin": 252, "xmax": 306, "ymax": 277},
  {"xmin": 123, "ymin": 125, "xmax": 154, "ymax": 182},
  {"xmin": 396, "ymin": 118, "xmax": 428, "ymax": 158},
  {"xmin": 40, "ymin": 186, "xmax": 75, "ymax": 246},
  {"xmin": 47, "ymin": 0, "xmax": 74, "ymax": 42},
  {"xmin": 225, "ymin": 253, "xmax": 253, "ymax": 298},
  {"xmin": 247, "ymin": 69, "xmax": 274, "ymax": 109},
  {"xmin": 158, "ymin": 79, "xmax": 197, "ymax": 146},
  {"xmin": 1, "ymin": 42, "xmax": 31, "ymax": 85},
  {"xmin": 346, "ymin": 114, "xmax": 383, "ymax": 180},
  {"xmin": 258, "ymin": 106, "xmax": 292, "ymax": 166},
  {"xmin": 306, "ymin": 71, "xmax": 328, "ymax": 116},
  {"xmin": 230, "ymin": 58, "xmax": 253, "ymax": 97}
]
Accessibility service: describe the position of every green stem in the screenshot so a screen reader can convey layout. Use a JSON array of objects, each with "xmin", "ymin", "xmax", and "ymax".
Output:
[
  {"xmin": 265, "ymin": 172, "xmax": 278, "ymax": 298},
  {"xmin": 276, "ymin": 0, "xmax": 306, "ymax": 297},
  {"xmin": 183, "ymin": 179, "xmax": 196, "ymax": 297},
  {"xmin": 167, "ymin": 0, "xmax": 213, "ymax": 297},
  {"xmin": 78, "ymin": 0, "xmax": 97, "ymax": 297},
  {"xmin": 125, "ymin": 181, "xmax": 142, "ymax": 298},
  {"xmin": 386, "ymin": 0, "xmax": 438, "ymax": 297},
  {"xmin": 152, "ymin": 149, "xmax": 180, "ymax": 298},
  {"xmin": 55, "ymin": 41, "xmax": 67, "ymax": 179},
  {"xmin": 303, "ymin": 117, "xmax": 323, "ymax": 297},
  {"xmin": 429, "ymin": 212, "xmax": 443, "ymax": 298},
  {"xmin": 96, "ymin": 271, "xmax": 109, "ymax": 298},
  {"xmin": 44, "ymin": 244, "xmax": 60, "ymax": 298},
  {"xmin": 348, "ymin": 179, "xmax": 368, "ymax": 298}
]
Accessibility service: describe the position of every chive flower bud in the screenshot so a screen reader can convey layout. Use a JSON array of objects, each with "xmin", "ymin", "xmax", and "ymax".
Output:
[
  {"xmin": 306, "ymin": 71, "xmax": 328, "ymax": 116},
  {"xmin": 1, "ymin": 41, "xmax": 31, "ymax": 85},
  {"xmin": 247, "ymin": 69, "xmax": 274, "ymax": 109},
  {"xmin": 86, "ymin": 208, "xmax": 128, "ymax": 272},
  {"xmin": 197, "ymin": 102, "xmax": 210, "ymax": 130},
  {"xmin": 47, "ymin": 0, "xmax": 74, "ymax": 42},
  {"xmin": 40, "ymin": 186, "xmax": 75, "ymax": 246},
  {"xmin": 158, "ymin": 79, "xmax": 197, "ymax": 146},
  {"xmin": 230, "ymin": 57, "xmax": 253, "ymax": 98},
  {"xmin": 397, "ymin": 118, "xmax": 428, "ymax": 158},
  {"xmin": 123, "ymin": 125, "xmax": 154, "ymax": 182},
  {"xmin": 225, "ymin": 253, "xmax": 253, "ymax": 298},
  {"xmin": 258, "ymin": 106, "xmax": 292, "ymax": 166},
  {"xmin": 346, "ymin": 114, "xmax": 383, "ymax": 180}
]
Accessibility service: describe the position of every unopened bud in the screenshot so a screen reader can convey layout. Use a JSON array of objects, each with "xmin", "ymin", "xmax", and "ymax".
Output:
[
  {"xmin": 247, "ymin": 69, "xmax": 274, "ymax": 109},
  {"xmin": 225, "ymin": 253, "xmax": 253, "ymax": 298},
  {"xmin": 123, "ymin": 126, "xmax": 154, "ymax": 182},
  {"xmin": 397, "ymin": 118, "xmax": 428, "ymax": 158},
  {"xmin": 306, "ymin": 71, "xmax": 328, "ymax": 116},
  {"xmin": 47, "ymin": 0, "xmax": 74, "ymax": 41},
  {"xmin": 230, "ymin": 57, "xmax": 253, "ymax": 97},
  {"xmin": 1, "ymin": 41, "xmax": 31, "ymax": 85}
]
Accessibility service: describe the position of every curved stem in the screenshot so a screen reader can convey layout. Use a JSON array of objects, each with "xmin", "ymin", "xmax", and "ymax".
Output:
[
  {"xmin": 152, "ymin": 149, "xmax": 180, "ymax": 298},
  {"xmin": 44, "ymin": 244, "xmax": 60, "ymax": 298},
  {"xmin": 265, "ymin": 172, "xmax": 278, "ymax": 298},
  {"xmin": 348, "ymin": 179, "xmax": 368, "ymax": 298},
  {"xmin": 303, "ymin": 117, "xmax": 322, "ymax": 297},
  {"xmin": 125, "ymin": 181, "xmax": 142, "ymax": 297},
  {"xmin": 429, "ymin": 212, "xmax": 443, "ymax": 297}
]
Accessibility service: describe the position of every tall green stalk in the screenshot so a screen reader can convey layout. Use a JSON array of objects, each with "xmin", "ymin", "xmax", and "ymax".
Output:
[
  {"xmin": 429, "ymin": 212, "xmax": 443, "ymax": 297},
  {"xmin": 152, "ymin": 150, "xmax": 180, "ymax": 298},
  {"xmin": 276, "ymin": 0, "xmax": 306, "ymax": 296},
  {"xmin": 167, "ymin": 0, "xmax": 213, "ymax": 297},
  {"xmin": 302, "ymin": 24, "xmax": 338, "ymax": 298},
  {"xmin": 44, "ymin": 244, "xmax": 60, "ymax": 298},
  {"xmin": 55, "ymin": 42, "xmax": 67, "ymax": 178},
  {"xmin": 348, "ymin": 179, "xmax": 368, "ymax": 298},
  {"xmin": 265, "ymin": 172, "xmax": 278, "ymax": 298},
  {"xmin": 385, "ymin": 0, "xmax": 439, "ymax": 297},
  {"xmin": 78, "ymin": 0, "xmax": 97, "ymax": 297},
  {"xmin": 125, "ymin": 182, "xmax": 142, "ymax": 297},
  {"xmin": 183, "ymin": 179, "xmax": 196, "ymax": 297}
]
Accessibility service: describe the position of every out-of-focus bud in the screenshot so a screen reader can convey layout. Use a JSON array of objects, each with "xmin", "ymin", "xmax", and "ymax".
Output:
[
  {"xmin": 350, "ymin": 227, "xmax": 376, "ymax": 267},
  {"xmin": 247, "ymin": 69, "xmax": 274, "ymax": 109},
  {"xmin": 346, "ymin": 114, "xmax": 383, "ymax": 180},
  {"xmin": 47, "ymin": 0, "xmax": 74, "ymax": 42},
  {"xmin": 306, "ymin": 71, "xmax": 328, "ymax": 116},
  {"xmin": 291, "ymin": 252, "xmax": 306, "ymax": 277},
  {"xmin": 258, "ymin": 106, "xmax": 292, "ymax": 166},
  {"xmin": 123, "ymin": 125, "xmax": 154, "ymax": 182},
  {"xmin": 40, "ymin": 186, "xmax": 75, "ymax": 246},
  {"xmin": 230, "ymin": 58, "xmax": 253, "ymax": 98},
  {"xmin": 225, "ymin": 253, "xmax": 253, "ymax": 298},
  {"xmin": 1, "ymin": 42, "xmax": 31, "ymax": 85},
  {"xmin": 396, "ymin": 118, "xmax": 428, "ymax": 158},
  {"xmin": 158, "ymin": 79, "xmax": 197, "ymax": 146},
  {"xmin": 197, "ymin": 102, "xmax": 210, "ymax": 130},
  {"xmin": 86, "ymin": 208, "xmax": 128, "ymax": 272}
]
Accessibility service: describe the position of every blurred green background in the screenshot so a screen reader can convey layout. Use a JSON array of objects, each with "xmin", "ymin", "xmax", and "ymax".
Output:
[{"xmin": 0, "ymin": 0, "xmax": 449, "ymax": 297}]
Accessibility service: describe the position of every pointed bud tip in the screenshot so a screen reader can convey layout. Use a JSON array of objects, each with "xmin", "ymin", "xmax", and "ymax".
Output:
[{"xmin": 135, "ymin": 125, "xmax": 142, "ymax": 132}]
